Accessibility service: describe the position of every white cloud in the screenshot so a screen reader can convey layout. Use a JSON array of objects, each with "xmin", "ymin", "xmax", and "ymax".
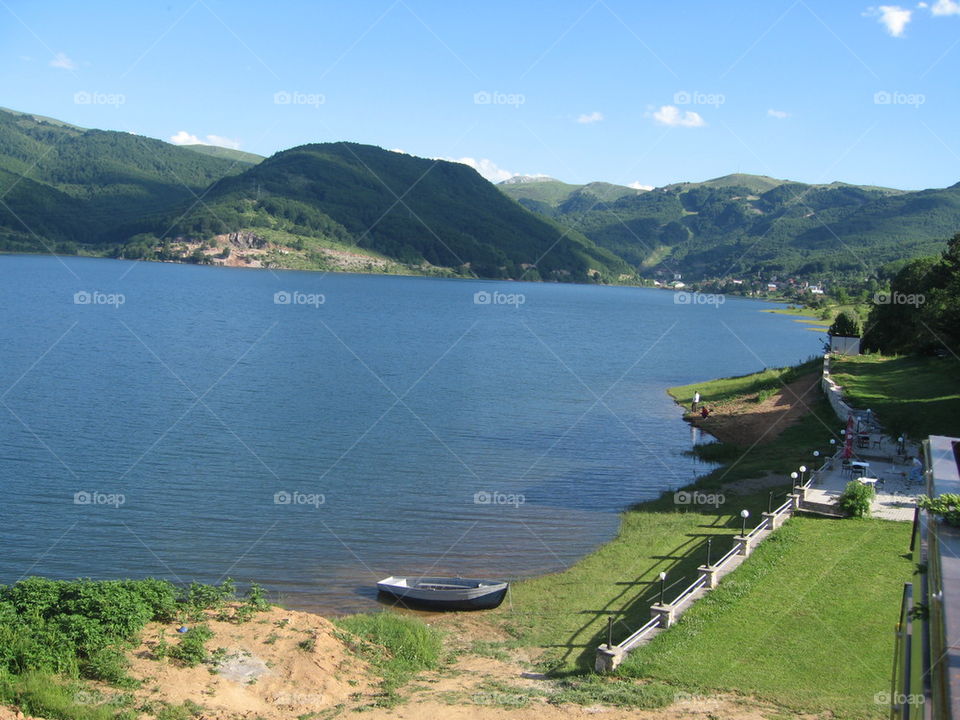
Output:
[
  {"xmin": 867, "ymin": 5, "xmax": 912, "ymax": 36},
  {"xmin": 628, "ymin": 181, "xmax": 654, "ymax": 190},
  {"xmin": 651, "ymin": 105, "xmax": 706, "ymax": 128},
  {"xmin": 169, "ymin": 131, "xmax": 241, "ymax": 149},
  {"xmin": 389, "ymin": 148, "xmax": 408, "ymax": 154},
  {"xmin": 443, "ymin": 156, "xmax": 515, "ymax": 183},
  {"xmin": 169, "ymin": 131, "xmax": 203, "ymax": 145},
  {"xmin": 767, "ymin": 108, "xmax": 790, "ymax": 119},
  {"xmin": 931, "ymin": 0, "xmax": 960, "ymax": 14},
  {"xmin": 576, "ymin": 111, "xmax": 604, "ymax": 124},
  {"xmin": 49, "ymin": 52, "xmax": 76, "ymax": 70}
]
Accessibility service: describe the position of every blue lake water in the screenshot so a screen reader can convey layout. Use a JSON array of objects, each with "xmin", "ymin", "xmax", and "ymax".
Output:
[{"xmin": 0, "ymin": 255, "xmax": 822, "ymax": 611}]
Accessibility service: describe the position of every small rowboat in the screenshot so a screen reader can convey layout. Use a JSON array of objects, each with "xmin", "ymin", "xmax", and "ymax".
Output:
[{"xmin": 376, "ymin": 576, "xmax": 509, "ymax": 610}]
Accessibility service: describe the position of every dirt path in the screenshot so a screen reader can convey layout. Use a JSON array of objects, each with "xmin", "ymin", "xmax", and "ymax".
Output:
[{"xmin": 689, "ymin": 372, "xmax": 822, "ymax": 447}]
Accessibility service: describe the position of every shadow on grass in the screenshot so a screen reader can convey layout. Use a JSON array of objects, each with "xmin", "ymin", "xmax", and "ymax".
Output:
[{"xmin": 541, "ymin": 488, "xmax": 790, "ymax": 675}]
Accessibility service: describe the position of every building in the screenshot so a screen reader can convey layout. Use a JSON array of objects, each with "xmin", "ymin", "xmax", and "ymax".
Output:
[{"xmin": 894, "ymin": 435, "xmax": 960, "ymax": 719}]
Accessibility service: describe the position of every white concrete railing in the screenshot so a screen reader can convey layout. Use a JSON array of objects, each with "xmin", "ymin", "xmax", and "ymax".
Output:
[
  {"xmin": 596, "ymin": 494, "xmax": 800, "ymax": 672},
  {"xmin": 618, "ymin": 616, "xmax": 661, "ymax": 652},
  {"xmin": 822, "ymin": 354, "xmax": 856, "ymax": 422}
]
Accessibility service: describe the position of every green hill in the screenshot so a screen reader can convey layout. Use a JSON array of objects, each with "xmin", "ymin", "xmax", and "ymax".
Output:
[
  {"xmin": 2, "ymin": 106, "xmax": 957, "ymax": 285},
  {"xmin": 504, "ymin": 172, "xmax": 958, "ymax": 280},
  {"xmin": 181, "ymin": 144, "xmax": 264, "ymax": 165},
  {"xmin": 664, "ymin": 173, "xmax": 788, "ymax": 194},
  {"xmin": 142, "ymin": 143, "xmax": 630, "ymax": 281},
  {"xmin": 0, "ymin": 107, "xmax": 250, "ymax": 252},
  {"xmin": 498, "ymin": 176, "xmax": 642, "ymax": 216}
]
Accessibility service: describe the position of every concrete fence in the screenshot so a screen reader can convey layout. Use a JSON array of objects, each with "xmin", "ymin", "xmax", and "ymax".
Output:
[
  {"xmin": 595, "ymin": 456, "xmax": 836, "ymax": 672},
  {"xmin": 821, "ymin": 354, "xmax": 855, "ymax": 422},
  {"xmin": 595, "ymin": 493, "xmax": 802, "ymax": 672}
]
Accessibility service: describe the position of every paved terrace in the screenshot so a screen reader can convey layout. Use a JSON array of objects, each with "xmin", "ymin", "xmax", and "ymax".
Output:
[{"xmin": 804, "ymin": 434, "xmax": 922, "ymax": 521}]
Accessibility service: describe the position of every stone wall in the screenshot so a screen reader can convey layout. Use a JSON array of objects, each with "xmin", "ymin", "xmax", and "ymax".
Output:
[{"xmin": 821, "ymin": 354, "xmax": 855, "ymax": 421}]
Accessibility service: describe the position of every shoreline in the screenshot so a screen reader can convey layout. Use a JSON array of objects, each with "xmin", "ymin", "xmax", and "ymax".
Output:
[{"xmin": 0, "ymin": 250, "xmax": 807, "ymax": 303}]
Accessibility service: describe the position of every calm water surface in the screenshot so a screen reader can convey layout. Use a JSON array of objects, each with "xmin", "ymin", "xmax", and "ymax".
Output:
[{"xmin": 0, "ymin": 256, "xmax": 822, "ymax": 611}]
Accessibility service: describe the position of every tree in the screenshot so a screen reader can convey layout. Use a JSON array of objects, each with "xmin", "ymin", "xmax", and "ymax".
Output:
[
  {"xmin": 861, "ymin": 231, "xmax": 960, "ymax": 355},
  {"xmin": 828, "ymin": 311, "xmax": 861, "ymax": 337}
]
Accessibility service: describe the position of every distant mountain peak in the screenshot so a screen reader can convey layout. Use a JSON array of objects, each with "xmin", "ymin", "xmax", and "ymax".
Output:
[{"xmin": 500, "ymin": 174, "xmax": 558, "ymax": 185}]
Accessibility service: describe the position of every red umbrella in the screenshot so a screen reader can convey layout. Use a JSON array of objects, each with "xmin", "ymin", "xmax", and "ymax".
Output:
[{"xmin": 843, "ymin": 414, "xmax": 855, "ymax": 459}]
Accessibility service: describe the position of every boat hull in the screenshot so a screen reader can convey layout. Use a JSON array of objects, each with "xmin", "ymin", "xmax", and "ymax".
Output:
[{"xmin": 376, "ymin": 576, "xmax": 508, "ymax": 611}]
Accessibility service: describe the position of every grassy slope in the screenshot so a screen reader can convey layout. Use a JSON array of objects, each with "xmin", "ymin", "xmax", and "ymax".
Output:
[
  {"xmin": 829, "ymin": 354, "xmax": 960, "ymax": 438},
  {"xmin": 501, "ymin": 489, "xmax": 779, "ymax": 673},
  {"xmin": 620, "ymin": 516, "xmax": 910, "ymax": 719},
  {"xmin": 180, "ymin": 144, "xmax": 264, "ymax": 165},
  {"xmin": 497, "ymin": 179, "xmax": 582, "ymax": 207}
]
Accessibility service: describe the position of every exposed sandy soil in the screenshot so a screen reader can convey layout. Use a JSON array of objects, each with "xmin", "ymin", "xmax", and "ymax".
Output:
[
  {"xmin": 687, "ymin": 372, "xmax": 822, "ymax": 447},
  {"xmin": 121, "ymin": 606, "xmax": 371, "ymax": 719}
]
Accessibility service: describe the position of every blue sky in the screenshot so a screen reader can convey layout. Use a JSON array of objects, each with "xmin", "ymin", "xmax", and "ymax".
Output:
[{"xmin": 2, "ymin": 0, "xmax": 959, "ymax": 190}]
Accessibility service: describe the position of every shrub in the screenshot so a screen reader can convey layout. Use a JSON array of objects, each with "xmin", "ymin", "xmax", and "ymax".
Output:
[
  {"xmin": 838, "ymin": 480, "xmax": 874, "ymax": 517},
  {"xmin": 169, "ymin": 624, "xmax": 214, "ymax": 667},
  {"xmin": 917, "ymin": 493, "xmax": 960, "ymax": 526},
  {"xmin": 79, "ymin": 647, "xmax": 132, "ymax": 685},
  {"xmin": 829, "ymin": 311, "xmax": 861, "ymax": 338}
]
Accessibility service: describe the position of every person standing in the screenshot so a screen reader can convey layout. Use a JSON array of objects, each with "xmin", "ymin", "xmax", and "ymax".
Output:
[{"xmin": 692, "ymin": 391, "xmax": 701, "ymax": 412}]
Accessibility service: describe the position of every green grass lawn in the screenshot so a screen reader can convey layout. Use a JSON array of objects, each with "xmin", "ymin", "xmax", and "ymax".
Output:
[
  {"xmin": 620, "ymin": 516, "xmax": 912, "ymax": 719},
  {"xmin": 764, "ymin": 303, "xmax": 869, "ymax": 329},
  {"xmin": 829, "ymin": 353, "xmax": 960, "ymax": 438},
  {"xmin": 499, "ymin": 490, "xmax": 776, "ymax": 674},
  {"xmin": 668, "ymin": 360, "xmax": 819, "ymax": 405}
]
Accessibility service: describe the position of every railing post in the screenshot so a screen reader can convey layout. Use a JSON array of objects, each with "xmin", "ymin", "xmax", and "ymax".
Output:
[
  {"xmin": 698, "ymin": 565, "xmax": 720, "ymax": 589},
  {"xmin": 762, "ymin": 511, "xmax": 786, "ymax": 530},
  {"xmin": 595, "ymin": 644, "xmax": 626, "ymax": 673},
  {"xmin": 650, "ymin": 602, "xmax": 675, "ymax": 628}
]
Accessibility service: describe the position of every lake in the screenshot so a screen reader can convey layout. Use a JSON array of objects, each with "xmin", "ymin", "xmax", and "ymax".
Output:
[{"xmin": 0, "ymin": 255, "xmax": 822, "ymax": 612}]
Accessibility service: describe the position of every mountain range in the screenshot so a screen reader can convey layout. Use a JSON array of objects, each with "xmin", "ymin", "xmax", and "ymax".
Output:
[
  {"xmin": 1, "ymin": 106, "xmax": 958, "ymax": 284},
  {"xmin": 498, "ymin": 174, "xmax": 960, "ymax": 279}
]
